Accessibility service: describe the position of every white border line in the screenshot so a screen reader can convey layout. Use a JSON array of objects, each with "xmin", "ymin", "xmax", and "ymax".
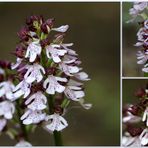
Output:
[
  {"xmin": 122, "ymin": 77, "xmax": 148, "ymax": 79},
  {"xmin": 120, "ymin": 1, "xmax": 122, "ymax": 146}
]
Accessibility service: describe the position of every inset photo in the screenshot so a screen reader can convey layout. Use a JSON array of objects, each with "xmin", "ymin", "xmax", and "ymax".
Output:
[
  {"xmin": 122, "ymin": 79, "xmax": 148, "ymax": 146},
  {"xmin": 0, "ymin": 2, "xmax": 120, "ymax": 146},
  {"xmin": 123, "ymin": 2, "xmax": 148, "ymax": 77}
]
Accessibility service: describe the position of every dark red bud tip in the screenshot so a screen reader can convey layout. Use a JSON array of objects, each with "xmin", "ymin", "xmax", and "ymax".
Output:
[
  {"xmin": 26, "ymin": 15, "xmax": 43, "ymax": 25},
  {"xmin": 128, "ymin": 105, "xmax": 140, "ymax": 116},
  {"xmin": 46, "ymin": 67, "xmax": 57, "ymax": 75},
  {"xmin": 0, "ymin": 60, "xmax": 11, "ymax": 69},
  {"xmin": 135, "ymin": 88, "xmax": 145, "ymax": 98},
  {"xmin": 14, "ymin": 45, "xmax": 26, "ymax": 58},
  {"xmin": 40, "ymin": 38, "xmax": 50, "ymax": 48},
  {"xmin": 41, "ymin": 18, "xmax": 55, "ymax": 34},
  {"xmin": 127, "ymin": 126, "xmax": 143, "ymax": 137},
  {"xmin": 54, "ymin": 105, "xmax": 63, "ymax": 115},
  {"xmin": 17, "ymin": 26, "xmax": 29, "ymax": 41}
]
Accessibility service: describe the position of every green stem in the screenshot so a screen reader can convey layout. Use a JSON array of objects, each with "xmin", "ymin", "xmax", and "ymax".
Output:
[
  {"xmin": 16, "ymin": 100, "xmax": 28, "ymax": 141},
  {"xmin": 53, "ymin": 131, "xmax": 63, "ymax": 146},
  {"xmin": 47, "ymin": 95, "xmax": 63, "ymax": 146}
]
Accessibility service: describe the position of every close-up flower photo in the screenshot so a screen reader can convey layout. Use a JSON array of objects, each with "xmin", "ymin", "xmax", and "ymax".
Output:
[
  {"xmin": 122, "ymin": 79, "xmax": 148, "ymax": 147},
  {"xmin": 123, "ymin": 2, "xmax": 148, "ymax": 77},
  {"xmin": 0, "ymin": 2, "xmax": 120, "ymax": 146}
]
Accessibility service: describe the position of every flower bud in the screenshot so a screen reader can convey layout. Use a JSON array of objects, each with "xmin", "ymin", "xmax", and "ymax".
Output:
[
  {"xmin": 41, "ymin": 18, "xmax": 55, "ymax": 34},
  {"xmin": 127, "ymin": 126, "xmax": 143, "ymax": 137},
  {"xmin": 135, "ymin": 88, "xmax": 145, "ymax": 98},
  {"xmin": 17, "ymin": 27, "xmax": 29, "ymax": 41},
  {"xmin": 14, "ymin": 45, "xmax": 26, "ymax": 58},
  {"xmin": 0, "ymin": 60, "xmax": 11, "ymax": 69}
]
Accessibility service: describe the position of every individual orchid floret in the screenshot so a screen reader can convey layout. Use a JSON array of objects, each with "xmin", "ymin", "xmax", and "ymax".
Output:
[
  {"xmin": 13, "ymin": 80, "xmax": 31, "ymax": 99},
  {"xmin": 25, "ymin": 91, "xmax": 47, "ymax": 111},
  {"xmin": 46, "ymin": 44, "xmax": 67, "ymax": 63},
  {"xmin": 21, "ymin": 109, "xmax": 46, "ymax": 125},
  {"xmin": 64, "ymin": 85, "xmax": 85, "ymax": 101},
  {"xmin": 135, "ymin": 27, "xmax": 148, "ymax": 47},
  {"xmin": 45, "ymin": 113, "xmax": 68, "ymax": 132},
  {"xmin": 24, "ymin": 63, "xmax": 45, "ymax": 84},
  {"xmin": 15, "ymin": 140, "xmax": 32, "ymax": 147},
  {"xmin": 43, "ymin": 75, "xmax": 67, "ymax": 95},
  {"xmin": 59, "ymin": 62, "xmax": 80, "ymax": 76},
  {"xmin": 129, "ymin": 2, "xmax": 148, "ymax": 18},
  {"xmin": 74, "ymin": 72, "xmax": 90, "ymax": 81},
  {"xmin": 0, "ymin": 119, "xmax": 7, "ymax": 132},
  {"xmin": 139, "ymin": 128, "xmax": 148, "ymax": 146},
  {"xmin": 11, "ymin": 58, "xmax": 23, "ymax": 70},
  {"xmin": 61, "ymin": 43, "xmax": 77, "ymax": 56},
  {"xmin": 0, "ymin": 101, "xmax": 15, "ymax": 119},
  {"xmin": 0, "ymin": 81, "xmax": 15, "ymax": 100},
  {"xmin": 52, "ymin": 25, "xmax": 69, "ymax": 33},
  {"xmin": 25, "ymin": 40, "xmax": 42, "ymax": 62}
]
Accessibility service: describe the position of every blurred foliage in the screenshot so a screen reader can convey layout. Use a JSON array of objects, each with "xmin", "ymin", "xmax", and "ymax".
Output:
[{"xmin": 0, "ymin": 2, "xmax": 120, "ymax": 146}]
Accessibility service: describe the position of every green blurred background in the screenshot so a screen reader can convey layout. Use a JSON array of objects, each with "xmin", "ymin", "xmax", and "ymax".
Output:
[
  {"xmin": 0, "ymin": 2, "xmax": 120, "ymax": 146},
  {"xmin": 123, "ymin": 2, "xmax": 145, "ymax": 77},
  {"xmin": 123, "ymin": 79, "xmax": 148, "ymax": 104}
]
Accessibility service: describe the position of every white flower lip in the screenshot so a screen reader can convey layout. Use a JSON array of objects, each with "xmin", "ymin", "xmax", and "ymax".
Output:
[
  {"xmin": 25, "ymin": 41, "xmax": 42, "ymax": 63},
  {"xmin": 44, "ymin": 75, "xmax": 67, "ymax": 95},
  {"xmin": 21, "ymin": 109, "xmax": 46, "ymax": 125},
  {"xmin": 0, "ymin": 101, "xmax": 15, "ymax": 119},
  {"xmin": 24, "ymin": 63, "xmax": 45, "ymax": 84},
  {"xmin": 25, "ymin": 91, "xmax": 47, "ymax": 111},
  {"xmin": 13, "ymin": 80, "xmax": 31, "ymax": 99},
  {"xmin": 45, "ymin": 113, "xmax": 68, "ymax": 132},
  {"xmin": 0, "ymin": 81, "xmax": 15, "ymax": 100}
]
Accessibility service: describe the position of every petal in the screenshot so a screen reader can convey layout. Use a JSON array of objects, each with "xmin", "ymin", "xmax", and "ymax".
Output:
[
  {"xmin": 55, "ymin": 84, "xmax": 65, "ymax": 93},
  {"xmin": 68, "ymin": 66, "xmax": 79, "ymax": 73},
  {"xmin": 23, "ymin": 118, "xmax": 32, "ymax": 125},
  {"xmin": 29, "ymin": 51, "xmax": 37, "ymax": 62},
  {"xmin": 52, "ymin": 25, "xmax": 69, "ymax": 32},
  {"xmin": 4, "ymin": 112, "xmax": 13, "ymax": 119},
  {"xmin": 75, "ymin": 72, "xmax": 90, "ymax": 81},
  {"xmin": 57, "ymin": 49, "xmax": 67, "ymax": 56},
  {"xmin": 46, "ymin": 84, "xmax": 55, "ymax": 94},
  {"xmin": 52, "ymin": 54, "xmax": 61, "ymax": 63},
  {"xmin": 74, "ymin": 91, "xmax": 85, "ymax": 99},
  {"xmin": 14, "ymin": 89, "xmax": 24, "ymax": 98},
  {"xmin": 55, "ymin": 77, "xmax": 67, "ymax": 82}
]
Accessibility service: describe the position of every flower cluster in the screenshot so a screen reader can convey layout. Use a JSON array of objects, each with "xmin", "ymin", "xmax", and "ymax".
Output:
[
  {"xmin": 11, "ymin": 15, "xmax": 91, "ymax": 133},
  {"xmin": 122, "ymin": 85, "xmax": 148, "ymax": 146},
  {"xmin": 0, "ymin": 15, "xmax": 91, "ymax": 146},
  {"xmin": 0, "ymin": 61, "xmax": 15, "ymax": 132},
  {"xmin": 129, "ymin": 2, "xmax": 148, "ymax": 19},
  {"xmin": 128, "ymin": 3, "xmax": 148, "ymax": 74}
]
